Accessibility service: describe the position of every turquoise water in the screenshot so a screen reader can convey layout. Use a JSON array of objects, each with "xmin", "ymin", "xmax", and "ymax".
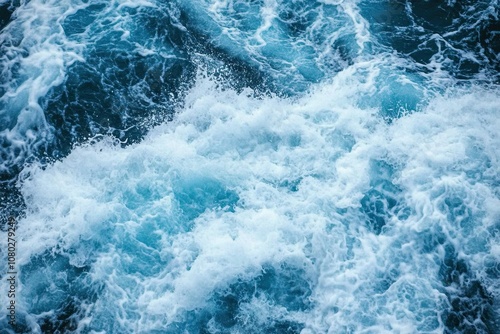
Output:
[{"xmin": 0, "ymin": 0, "xmax": 499, "ymax": 333}]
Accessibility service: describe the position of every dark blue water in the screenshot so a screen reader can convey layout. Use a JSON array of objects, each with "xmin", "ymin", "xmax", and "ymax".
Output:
[{"xmin": 0, "ymin": 0, "xmax": 499, "ymax": 333}]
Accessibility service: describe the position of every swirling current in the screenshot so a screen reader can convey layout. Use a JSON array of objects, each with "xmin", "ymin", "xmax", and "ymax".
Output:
[{"xmin": 0, "ymin": 0, "xmax": 499, "ymax": 333}]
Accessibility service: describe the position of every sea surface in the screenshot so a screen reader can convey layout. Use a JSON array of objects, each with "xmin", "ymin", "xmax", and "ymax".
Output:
[{"xmin": 0, "ymin": 0, "xmax": 499, "ymax": 333}]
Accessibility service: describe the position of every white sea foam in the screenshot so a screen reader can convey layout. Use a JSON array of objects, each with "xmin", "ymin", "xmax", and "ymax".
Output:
[
  {"xmin": 0, "ymin": 0, "xmax": 499, "ymax": 332},
  {"xmin": 1, "ymin": 58, "xmax": 498, "ymax": 332}
]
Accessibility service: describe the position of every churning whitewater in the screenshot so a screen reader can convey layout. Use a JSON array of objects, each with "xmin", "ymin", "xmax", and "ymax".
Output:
[{"xmin": 0, "ymin": 0, "xmax": 499, "ymax": 333}]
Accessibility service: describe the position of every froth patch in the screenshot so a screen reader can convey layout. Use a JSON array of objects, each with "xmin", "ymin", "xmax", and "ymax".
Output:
[{"xmin": 9, "ymin": 75, "xmax": 500, "ymax": 332}]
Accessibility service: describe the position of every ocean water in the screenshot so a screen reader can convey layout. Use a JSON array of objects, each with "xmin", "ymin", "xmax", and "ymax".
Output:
[{"xmin": 0, "ymin": 0, "xmax": 499, "ymax": 333}]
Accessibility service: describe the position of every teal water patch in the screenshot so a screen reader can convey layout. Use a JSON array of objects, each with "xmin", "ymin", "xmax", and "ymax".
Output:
[
  {"xmin": 360, "ymin": 0, "xmax": 500, "ymax": 82},
  {"xmin": 439, "ymin": 244, "xmax": 495, "ymax": 333},
  {"xmin": 178, "ymin": 0, "xmax": 361, "ymax": 93},
  {"xmin": 19, "ymin": 249, "xmax": 99, "ymax": 333},
  {"xmin": 173, "ymin": 176, "xmax": 240, "ymax": 222},
  {"xmin": 360, "ymin": 160, "xmax": 406, "ymax": 234},
  {"xmin": 165, "ymin": 262, "xmax": 312, "ymax": 333},
  {"xmin": 0, "ymin": 1, "xmax": 13, "ymax": 32},
  {"xmin": 357, "ymin": 67, "xmax": 427, "ymax": 120},
  {"xmin": 45, "ymin": 2, "xmax": 195, "ymax": 159}
]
